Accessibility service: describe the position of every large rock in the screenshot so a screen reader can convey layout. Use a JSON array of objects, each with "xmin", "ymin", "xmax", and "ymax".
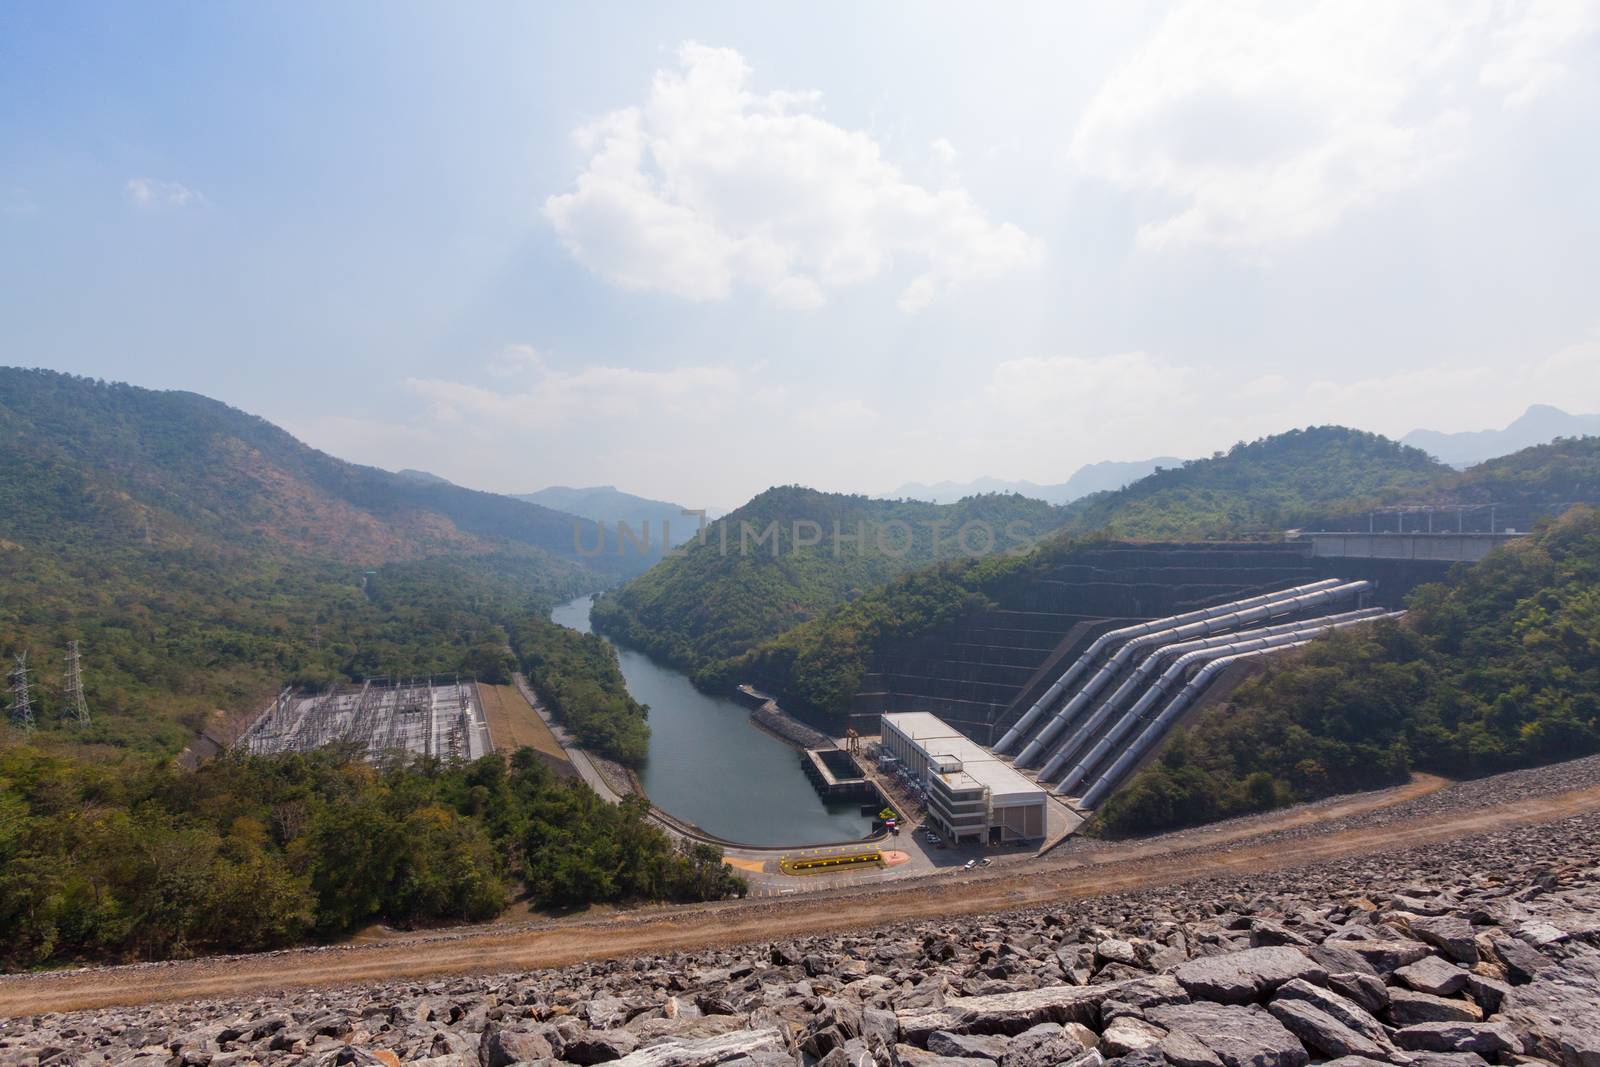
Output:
[
  {"xmin": 1330, "ymin": 941, "xmax": 1433, "ymax": 974},
  {"xmin": 1145, "ymin": 1003, "xmax": 1310, "ymax": 1067},
  {"xmin": 1100, "ymin": 1016, "xmax": 1166, "ymax": 1056},
  {"xmin": 928, "ymin": 1031, "xmax": 1011, "ymax": 1061},
  {"xmin": 1265, "ymin": 1000, "xmax": 1392, "ymax": 1062},
  {"xmin": 1394, "ymin": 956, "xmax": 1470, "ymax": 997},
  {"xmin": 1391, "ymin": 1022, "xmax": 1519, "ymax": 1057},
  {"xmin": 1173, "ymin": 948, "xmax": 1327, "ymax": 1005},
  {"xmin": 564, "ymin": 1029, "xmax": 642, "ymax": 1064},
  {"xmin": 1406, "ymin": 916, "xmax": 1480, "ymax": 965},
  {"xmin": 1496, "ymin": 952, "xmax": 1600, "ymax": 1066},
  {"xmin": 1270, "ymin": 979, "xmax": 1388, "ymax": 1043},
  {"xmin": 1158, "ymin": 1030, "xmax": 1224, "ymax": 1067},
  {"xmin": 895, "ymin": 1046, "xmax": 998, "ymax": 1067},
  {"xmin": 479, "ymin": 1022, "xmax": 555, "ymax": 1067},
  {"xmin": 609, "ymin": 1029, "xmax": 791, "ymax": 1067},
  {"xmin": 1000, "ymin": 1022, "xmax": 1088, "ymax": 1067},
  {"xmin": 898, "ymin": 983, "xmax": 1118, "ymax": 1040},
  {"xmin": 1386, "ymin": 989, "xmax": 1483, "ymax": 1026}
]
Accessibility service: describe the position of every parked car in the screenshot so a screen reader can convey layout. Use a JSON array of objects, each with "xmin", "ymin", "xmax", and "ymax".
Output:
[{"xmin": 963, "ymin": 859, "xmax": 977, "ymax": 870}]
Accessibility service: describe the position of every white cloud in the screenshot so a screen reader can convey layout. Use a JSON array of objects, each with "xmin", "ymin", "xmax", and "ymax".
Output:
[
  {"xmin": 405, "ymin": 352, "xmax": 744, "ymax": 429},
  {"xmin": 1071, "ymin": 1, "xmax": 1597, "ymax": 250},
  {"xmin": 544, "ymin": 42, "xmax": 1039, "ymax": 311},
  {"xmin": 930, "ymin": 138, "xmax": 958, "ymax": 165},
  {"xmin": 126, "ymin": 177, "xmax": 205, "ymax": 210}
]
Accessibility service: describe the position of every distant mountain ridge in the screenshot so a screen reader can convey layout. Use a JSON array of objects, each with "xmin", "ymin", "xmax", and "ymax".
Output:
[
  {"xmin": 517, "ymin": 485, "xmax": 700, "ymax": 547},
  {"xmin": 886, "ymin": 457, "xmax": 1184, "ymax": 505},
  {"xmin": 1403, "ymin": 404, "xmax": 1600, "ymax": 468}
]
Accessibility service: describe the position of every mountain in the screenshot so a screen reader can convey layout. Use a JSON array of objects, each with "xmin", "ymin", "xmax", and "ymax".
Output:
[
  {"xmin": 1304, "ymin": 435, "xmax": 1600, "ymax": 532},
  {"xmin": 517, "ymin": 485, "xmax": 700, "ymax": 547},
  {"xmin": 886, "ymin": 457, "xmax": 1184, "ymax": 506},
  {"xmin": 1058, "ymin": 426, "xmax": 1448, "ymax": 539},
  {"xmin": 0, "ymin": 367, "xmax": 629, "ymax": 753},
  {"xmin": 725, "ymin": 426, "xmax": 1457, "ymax": 722},
  {"xmin": 1403, "ymin": 404, "xmax": 1600, "ymax": 468},
  {"xmin": 589, "ymin": 486, "xmax": 1065, "ymax": 680},
  {"xmin": 394, "ymin": 468, "xmax": 454, "ymax": 486},
  {"xmin": 0, "ymin": 368, "xmax": 644, "ymax": 578}
]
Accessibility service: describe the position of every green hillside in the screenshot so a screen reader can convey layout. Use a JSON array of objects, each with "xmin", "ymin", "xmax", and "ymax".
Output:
[
  {"xmin": 715, "ymin": 427, "xmax": 1456, "ymax": 720},
  {"xmin": 1096, "ymin": 505, "xmax": 1600, "ymax": 835},
  {"xmin": 1059, "ymin": 426, "xmax": 1448, "ymax": 538},
  {"xmin": 590, "ymin": 486, "xmax": 1063, "ymax": 681},
  {"xmin": 0, "ymin": 368, "xmax": 619, "ymax": 755}
]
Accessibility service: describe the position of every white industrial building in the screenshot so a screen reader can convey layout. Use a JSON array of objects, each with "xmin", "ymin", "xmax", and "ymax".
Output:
[{"xmin": 880, "ymin": 712, "xmax": 1046, "ymax": 843}]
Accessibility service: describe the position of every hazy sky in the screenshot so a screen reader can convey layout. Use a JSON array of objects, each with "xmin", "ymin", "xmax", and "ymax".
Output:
[{"xmin": 3, "ymin": 2, "xmax": 1598, "ymax": 509}]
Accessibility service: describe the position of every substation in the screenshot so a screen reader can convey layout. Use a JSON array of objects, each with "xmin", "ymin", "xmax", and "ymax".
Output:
[{"xmin": 237, "ymin": 678, "xmax": 493, "ymax": 763}]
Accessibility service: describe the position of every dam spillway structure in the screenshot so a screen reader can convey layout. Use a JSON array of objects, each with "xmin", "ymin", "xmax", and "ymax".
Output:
[
  {"xmin": 236, "ymin": 677, "xmax": 493, "ymax": 764},
  {"xmin": 988, "ymin": 578, "xmax": 1401, "ymax": 806}
]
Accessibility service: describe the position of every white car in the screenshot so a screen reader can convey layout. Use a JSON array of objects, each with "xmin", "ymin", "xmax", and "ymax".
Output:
[{"xmin": 963, "ymin": 859, "xmax": 977, "ymax": 870}]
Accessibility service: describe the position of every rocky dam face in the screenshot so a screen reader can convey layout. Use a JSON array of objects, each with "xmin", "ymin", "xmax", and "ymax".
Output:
[{"xmin": 8, "ymin": 756, "xmax": 1599, "ymax": 1067}]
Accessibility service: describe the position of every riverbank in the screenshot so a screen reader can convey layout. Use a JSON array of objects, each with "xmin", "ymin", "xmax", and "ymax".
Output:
[{"xmin": 548, "ymin": 595, "xmax": 876, "ymax": 846}]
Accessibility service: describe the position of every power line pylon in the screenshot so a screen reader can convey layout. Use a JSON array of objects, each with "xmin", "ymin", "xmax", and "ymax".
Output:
[
  {"xmin": 63, "ymin": 640, "xmax": 91, "ymax": 726},
  {"xmin": 10, "ymin": 652, "xmax": 35, "ymax": 732}
]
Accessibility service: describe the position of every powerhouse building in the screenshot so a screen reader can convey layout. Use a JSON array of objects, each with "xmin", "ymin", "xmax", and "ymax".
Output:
[{"xmin": 880, "ymin": 711, "xmax": 1045, "ymax": 843}]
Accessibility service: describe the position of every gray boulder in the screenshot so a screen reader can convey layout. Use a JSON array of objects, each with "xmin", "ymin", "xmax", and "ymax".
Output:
[
  {"xmin": 1265, "ymin": 1000, "xmax": 1392, "ymax": 1062},
  {"xmin": 1391, "ymin": 1022, "xmax": 1519, "ymax": 1057},
  {"xmin": 1146, "ymin": 1002, "xmax": 1310, "ymax": 1067},
  {"xmin": 1173, "ymin": 947, "xmax": 1327, "ymax": 1005},
  {"xmin": 1385, "ymin": 989, "xmax": 1482, "ymax": 1026},
  {"xmin": 927, "ymin": 1032, "xmax": 1009, "ymax": 1061},
  {"xmin": 999, "ymin": 1022, "xmax": 1086, "ymax": 1067},
  {"xmin": 1393, "ymin": 956, "xmax": 1469, "ymax": 997}
]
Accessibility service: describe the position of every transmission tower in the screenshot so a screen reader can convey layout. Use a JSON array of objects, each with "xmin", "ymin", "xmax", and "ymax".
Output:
[
  {"xmin": 9, "ymin": 652, "xmax": 34, "ymax": 732},
  {"xmin": 63, "ymin": 640, "xmax": 91, "ymax": 726}
]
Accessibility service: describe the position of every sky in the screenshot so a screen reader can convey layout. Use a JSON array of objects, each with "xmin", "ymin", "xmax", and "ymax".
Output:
[{"xmin": 2, "ymin": 2, "xmax": 1598, "ymax": 510}]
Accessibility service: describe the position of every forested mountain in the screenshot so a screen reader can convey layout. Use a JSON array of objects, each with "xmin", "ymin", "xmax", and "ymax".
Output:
[
  {"xmin": 0, "ymin": 368, "xmax": 636, "ymax": 576},
  {"xmin": 1304, "ymin": 435, "xmax": 1600, "ymax": 531},
  {"xmin": 1097, "ymin": 506, "xmax": 1600, "ymax": 834},
  {"xmin": 720, "ymin": 428, "xmax": 1599, "ymax": 724},
  {"xmin": 1403, "ymin": 404, "xmax": 1600, "ymax": 467},
  {"xmin": 517, "ymin": 485, "xmax": 699, "ymax": 547},
  {"xmin": 1056, "ymin": 426, "xmax": 1448, "ymax": 538},
  {"xmin": 0, "ymin": 368, "xmax": 625, "ymax": 754},
  {"xmin": 590, "ymin": 486, "xmax": 1063, "ymax": 681}
]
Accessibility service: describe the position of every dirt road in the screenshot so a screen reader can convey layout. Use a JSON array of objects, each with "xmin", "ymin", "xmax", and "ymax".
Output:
[{"xmin": 8, "ymin": 773, "xmax": 1599, "ymax": 1018}]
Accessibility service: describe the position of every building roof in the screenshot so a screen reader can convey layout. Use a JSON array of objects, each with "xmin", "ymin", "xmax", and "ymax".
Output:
[{"xmin": 882, "ymin": 712, "xmax": 1044, "ymax": 805}]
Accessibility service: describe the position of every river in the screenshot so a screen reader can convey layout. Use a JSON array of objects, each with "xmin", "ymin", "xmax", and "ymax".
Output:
[{"xmin": 550, "ymin": 595, "xmax": 873, "ymax": 846}]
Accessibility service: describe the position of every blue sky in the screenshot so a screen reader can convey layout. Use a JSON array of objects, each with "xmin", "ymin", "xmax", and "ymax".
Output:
[{"xmin": 3, "ymin": 2, "xmax": 1598, "ymax": 508}]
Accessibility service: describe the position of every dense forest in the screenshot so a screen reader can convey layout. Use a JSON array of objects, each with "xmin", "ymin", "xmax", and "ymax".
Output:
[
  {"xmin": 0, "ymin": 744, "xmax": 744, "ymax": 970},
  {"xmin": 1056, "ymin": 426, "xmax": 1447, "ymax": 539},
  {"xmin": 1306, "ymin": 435, "xmax": 1600, "ymax": 531},
  {"xmin": 705, "ymin": 429, "xmax": 1461, "ymax": 722},
  {"xmin": 513, "ymin": 617, "xmax": 650, "ymax": 765},
  {"xmin": 1095, "ymin": 506, "xmax": 1600, "ymax": 834},
  {"xmin": 714, "ymin": 536, "xmax": 1092, "ymax": 721},
  {"xmin": 590, "ymin": 486, "xmax": 1063, "ymax": 683},
  {"xmin": 0, "ymin": 367, "xmax": 639, "ymax": 755}
]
